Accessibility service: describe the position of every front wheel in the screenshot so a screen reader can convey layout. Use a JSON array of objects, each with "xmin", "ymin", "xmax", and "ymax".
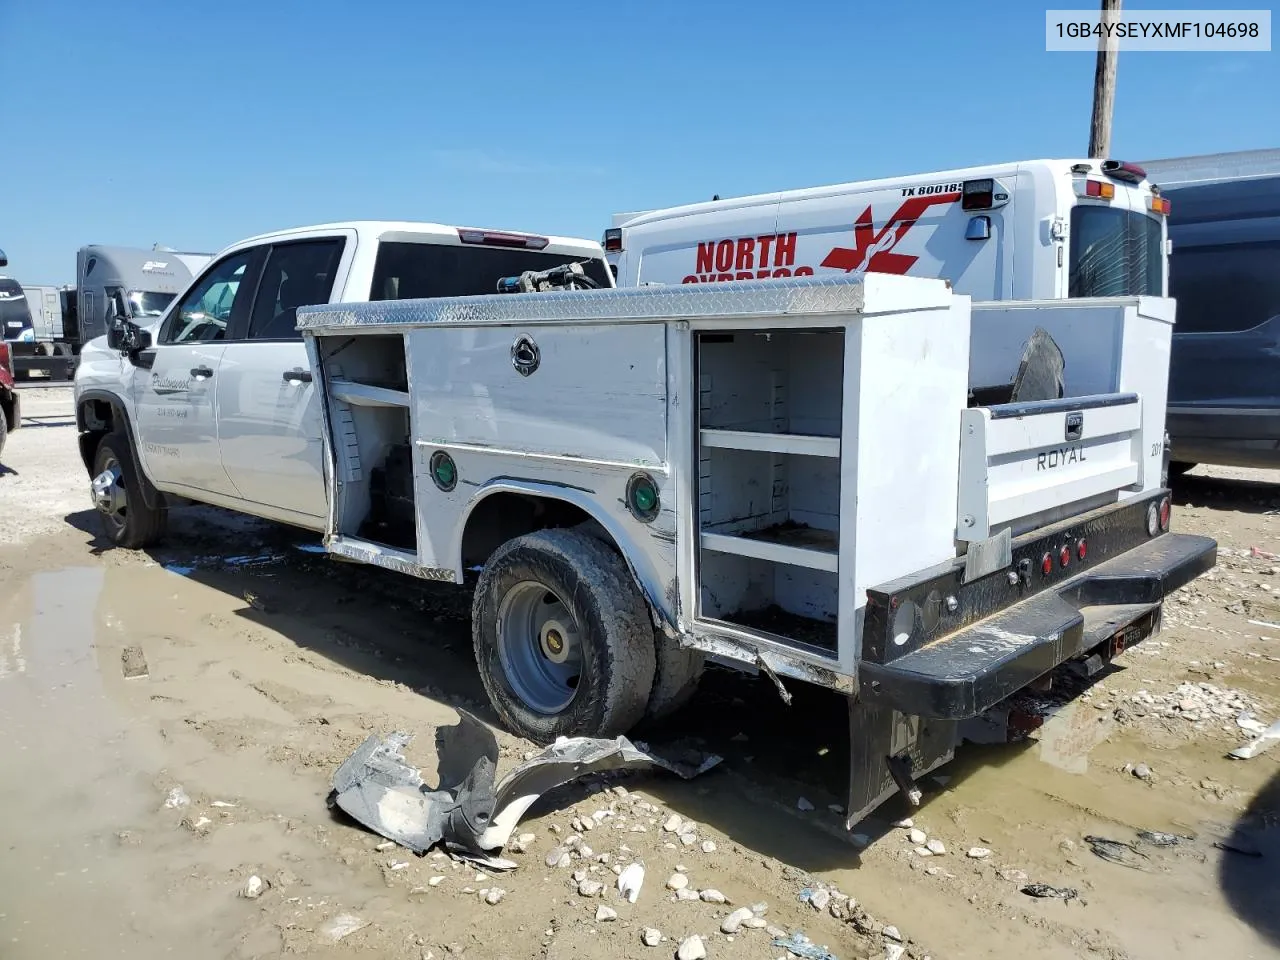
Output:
[
  {"xmin": 91, "ymin": 432, "xmax": 167, "ymax": 548},
  {"xmin": 472, "ymin": 528, "xmax": 656, "ymax": 743}
]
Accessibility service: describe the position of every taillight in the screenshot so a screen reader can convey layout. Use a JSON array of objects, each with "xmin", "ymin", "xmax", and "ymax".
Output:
[
  {"xmin": 1041, "ymin": 553, "xmax": 1054, "ymax": 577},
  {"xmin": 603, "ymin": 228, "xmax": 622, "ymax": 252},
  {"xmin": 1059, "ymin": 544, "xmax": 1071, "ymax": 568},
  {"xmin": 1149, "ymin": 195, "xmax": 1172, "ymax": 216},
  {"xmin": 1077, "ymin": 539, "xmax": 1088, "ymax": 561},
  {"xmin": 1101, "ymin": 160, "xmax": 1147, "ymax": 184},
  {"xmin": 1080, "ymin": 179, "xmax": 1115, "ymax": 200},
  {"xmin": 1159, "ymin": 496, "xmax": 1171, "ymax": 531},
  {"xmin": 961, "ymin": 178, "xmax": 995, "ymax": 210},
  {"xmin": 457, "ymin": 229, "xmax": 549, "ymax": 250}
]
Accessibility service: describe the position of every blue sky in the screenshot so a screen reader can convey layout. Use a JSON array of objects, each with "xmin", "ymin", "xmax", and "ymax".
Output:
[{"xmin": 3, "ymin": 0, "xmax": 1275, "ymax": 283}]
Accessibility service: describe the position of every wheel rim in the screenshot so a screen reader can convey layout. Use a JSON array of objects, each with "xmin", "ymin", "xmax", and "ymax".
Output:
[
  {"xmin": 496, "ymin": 581, "xmax": 584, "ymax": 715},
  {"xmin": 91, "ymin": 458, "xmax": 128, "ymax": 532}
]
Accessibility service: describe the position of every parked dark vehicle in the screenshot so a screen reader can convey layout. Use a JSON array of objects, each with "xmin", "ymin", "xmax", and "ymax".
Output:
[
  {"xmin": 1144, "ymin": 152, "xmax": 1280, "ymax": 472},
  {"xmin": 0, "ymin": 248, "xmax": 21, "ymax": 458}
]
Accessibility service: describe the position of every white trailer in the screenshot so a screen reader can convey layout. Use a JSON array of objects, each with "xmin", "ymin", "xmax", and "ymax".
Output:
[{"xmin": 292, "ymin": 273, "xmax": 1215, "ymax": 824}]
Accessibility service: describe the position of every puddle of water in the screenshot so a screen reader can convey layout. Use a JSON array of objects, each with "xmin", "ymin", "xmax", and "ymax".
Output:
[
  {"xmin": 0, "ymin": 566, "xmax": 211, "ymax": 960},
  {"xmin": 1035, "ymin": 700, "xmax": 1116, "ymax": 774}
]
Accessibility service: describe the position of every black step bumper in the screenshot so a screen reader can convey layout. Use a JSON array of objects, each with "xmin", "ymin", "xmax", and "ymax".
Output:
[{"xmin": 859, "ymin": 532, "xmax": 1217, "ymax": 719}]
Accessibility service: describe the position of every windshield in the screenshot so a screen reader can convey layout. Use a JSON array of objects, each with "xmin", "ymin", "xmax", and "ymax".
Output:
[
  {"xmin": 129, "ymin": 290, "xmax": 176, "ymax": 318},
  {"xmin": 1068, "ymin": 206, "xmax": 1164, "ymax": 298},
  {"xmin": 369, "ymin": 243, "xmax": 612, "ymax": 300},
  {"xmin": 0, "ymin": 279, "xmax": 32, "ymax": 336}
]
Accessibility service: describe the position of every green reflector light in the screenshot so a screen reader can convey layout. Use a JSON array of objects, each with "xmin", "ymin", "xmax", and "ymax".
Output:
[
  {"xmin": 626, "ymin": 473, "xmax": 659, "ymax": 522},
  {"xmin": 429, "ymin": 451, "xmax": 457, "ymax": 491}
]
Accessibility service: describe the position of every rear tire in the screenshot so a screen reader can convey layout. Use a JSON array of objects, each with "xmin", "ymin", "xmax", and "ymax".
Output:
[
  {"xmin": 472, "ymin": 528, "xmax": 656, "ymax": 743},
  {"xmin": 646, "ymin": 633, "xmax": 705, "ymax": 722},
  {"xmin": 91, "ymin": 431, "xmax": 167, "ymax": 548}
]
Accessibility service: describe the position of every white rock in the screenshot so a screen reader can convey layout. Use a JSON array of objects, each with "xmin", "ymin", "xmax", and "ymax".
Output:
[
  {"xmin": 676, "ymin": 888, "xmax": 700, "ymax": 901},
  {"xmin": 884, "ymin": 925, "xmax": 902, "ymax": 942},
  {"xmin": 679, "ymin": 833, "xmax": 697, "ymax": 846},
  {"xmin": 967, "ymin": 847, "xmax": 992, "ymax": 860},
  {"xmin": 667, "ymin": 873, "xmax": 690, "ymax": 891},
  {"xmin": 914, "ymin": 846, "xmax": 933, "ymax": 857},
  {"xmin": 546, "ymin": 846, "xmax": 569, "ymax": 868},
  {"xmin": 700, "ymin": 889, "xmax": 728, "ymax": 903},
  {"xmin": 742, "ymin": 916, "xmax": 768, "ymax": 929},
  {"xmin": 517, "ymin": 832, "xmax": 536, "ymax": 846},
  {"xmin": 573, "ymin": 868, "xmax": 588, "ymax": 883},
  {"xmin": 886, "ymin": 946, "xmax": 907, "ymax": 960},
  {"xmin": 320, "ymin": 913, "xmax": 368, "ymax": 942},
  {"xmin": 428, "ymin": 876, "xmax": 446, "ymax": 887},
  {"xmin": 721, "ymin": 907, "xmax": 754, "ymax": 934},
  {"xmin": 375, "ymin": 840, "xmax": 396, "ymax": 852},
  {"xmin": 765, "ymin": 925, "xmax": 788, "ymax": 939},
  {"xmin": 701, "ymin": 840, "xmax": 717, "ymax": 854},
  {"xmin": 663, "ymin": 814, "xmax": 684, "ymax": 833},
  {"xmin": 807, "ymin": 889, "xmax": 831, "ymax": 911},
  {"xmin": 642, "ymin": 927, "xmax": 662, "ymax": 947},
  {"xmin": 797, "ymin": 797, "xmax": 816, "ymax": 812},
  {"xmin": 892, "ymin": 817, "xmax": 914, "ymax": 829},
  {"xmin": 677, "ymin": 935, "xmax": 707, "ymax": 960},
  {"xmin": 926, "ymin": 838, "xmax": 946, "ymax": 855},
  {"xmin": 908, "ymin": 828, "xmax": 927, "ymax": 845},
  {"xmin": 595, "ymin": 905, "xmax": 618, "ymax": 922},
  {"xmin": 579, "ymin": 845, "xmax": 595, "ymax": 859},
  {"xmin": 239, "ymin": 875, "xmax": 268, "ymax": 899},
  {"xmin": 484, "ymin": 888, "xmax": 505, "ymax": 905},
  {"xmin": 164, "ymin": 787, "xmax": 191, "ymax": 809},
  {"xmin": 578, "ymin": 879, "xmax": 605, "ymax": 897},
  {"xmin": 618, "ymin": 863, "xmax": 645, "ymax": 903}
]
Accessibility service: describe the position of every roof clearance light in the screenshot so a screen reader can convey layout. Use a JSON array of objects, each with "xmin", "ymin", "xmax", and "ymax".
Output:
[
  {"xmin": 961, "ymin": 179, "xmax": 995, "ymax": 211},
  {"xmin": 603, "ymin": 228, "xmax": 623, "ymax": 252},
  {"xmin": 1083, "ymin": 180, "xmax": 1115, "ymax": 200},
  {"xmin": 458, "ymin": 229, "xmax": 550, "ymax": 250},
  {"xmin": 1101, "ymin": 160, "xmax": 1147, "ymax": 184},
  {"xmin": 1149, "ymin": 196, "xmax": 1172, "ymax": 216}
]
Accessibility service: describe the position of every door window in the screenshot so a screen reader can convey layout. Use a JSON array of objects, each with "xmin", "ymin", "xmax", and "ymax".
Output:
[
  {"xmin": 247, "ymin": 239, "xmax": 344, "ymax": 340},
  {"xmin": 164, "ymin": 251, "xmax": 254, "ymax": 344}
]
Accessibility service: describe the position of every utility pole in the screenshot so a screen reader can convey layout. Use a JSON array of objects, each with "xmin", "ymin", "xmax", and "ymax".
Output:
[{"xmin": 1088, "ymin": 0, "xmax": 1122, "ymax": 158}]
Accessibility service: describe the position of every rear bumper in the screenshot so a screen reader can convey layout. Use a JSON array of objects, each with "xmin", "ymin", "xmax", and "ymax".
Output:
[{"xmin": 859, "ymin": 531, "xmax": 1216, "ymax": 719}]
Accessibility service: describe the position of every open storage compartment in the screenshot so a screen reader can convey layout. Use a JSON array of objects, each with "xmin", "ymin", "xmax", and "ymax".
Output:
[
  {"xmin": 316, "ymin": 333, "xmax": 417, "ymax": 551},
  {"xmin": 694, "ymin": 327, "xmax": 844, "ymax": 654}
]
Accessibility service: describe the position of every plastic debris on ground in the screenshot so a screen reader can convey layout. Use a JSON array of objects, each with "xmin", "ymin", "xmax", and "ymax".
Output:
[
  {"xmin": 770, "ymin": 930, "xmax": 839, "ymax": 960},
  {"xmin": 1137, "ymin": 830, "xmax": 1191, "ymax": 847},
  {"xmin": 1084, "ymin": 835, "xmax": 1150, "ymax": 870},
  {"xmin": 1020, "ymin": 883, "xmax": 1080, "ymax": 902},
  {"xmin": 327, "ymin": 709, "xmax": 720, "ymax": 867}
]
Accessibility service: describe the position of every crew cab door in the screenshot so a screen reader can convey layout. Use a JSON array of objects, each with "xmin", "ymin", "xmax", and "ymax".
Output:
[
  {"xmin": 133, "ymin": 249, "xmax": 262, "ymax": 495},
  {"xmin": 214, "ymin": 236, "xmax": 348, "ymax": 523}
]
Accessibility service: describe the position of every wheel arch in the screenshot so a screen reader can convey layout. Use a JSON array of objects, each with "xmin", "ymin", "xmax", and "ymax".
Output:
[
  {"xmin": 76, "ymin": 389, "xmax": 165, "ymax": 509},
  {"xmin": 454, "ymin": 480, "xmax": 677, "ymax": 634}
]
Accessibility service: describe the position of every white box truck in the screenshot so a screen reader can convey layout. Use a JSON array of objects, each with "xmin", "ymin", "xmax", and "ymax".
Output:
[{"xmin": 606, "ymin": 158, "xmax": 1170, "ymax": 303}]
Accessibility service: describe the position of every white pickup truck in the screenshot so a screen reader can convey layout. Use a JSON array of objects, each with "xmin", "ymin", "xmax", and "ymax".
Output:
[{"xmin": 73, "ymin": 220, "xmax": 612, "ymax": 545}]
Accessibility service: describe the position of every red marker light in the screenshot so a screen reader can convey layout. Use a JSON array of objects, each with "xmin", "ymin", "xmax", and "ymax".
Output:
[
  {"xmin": 1159, "ymin": 497, "xmax": 1171, "ymax": 531},
  {"xmin": 1077, "ymin": 539, "xmax": 1088, "ymax": 561},
  {"xmin": 1059, "ymin": 545, "xmax": 1071, "ymax": 568},
  {"xmin": 1041, "ymin": 553, "xmax": 1053, "ymax": 576}
]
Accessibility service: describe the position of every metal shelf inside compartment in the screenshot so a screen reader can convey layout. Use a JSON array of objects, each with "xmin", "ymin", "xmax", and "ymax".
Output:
[{"xmin": 701, "ymin": 522, "xmax": 838, "ymax": 572}]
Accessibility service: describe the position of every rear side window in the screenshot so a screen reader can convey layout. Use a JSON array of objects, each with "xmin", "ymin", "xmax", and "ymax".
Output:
[
  {"xmin": 370, "ymin": 242, "xmax": 611, "ymax": 300},
  {"xmin": 1069, "ymin": 206, "xmax": 1164, "ymax": 298},
  {"xmin": 1170, "ymin": 240, "xmax": 1280, "ymax": 334},
  {"xmin": 248, "ymin": 239, "xmax": 344, "ymax": 340}
]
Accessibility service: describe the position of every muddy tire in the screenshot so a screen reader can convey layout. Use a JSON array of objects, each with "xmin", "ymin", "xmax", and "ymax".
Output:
[
  {"xmin": 472, "ymin": 528, "xmax": 656, "ymax": 743},
  {"xmin": 92, "ymin": 431, "xmax": 167, "ymax": 548},
  {"xmin": 645, "ymin": 633, "xmax": 705, "ymax": 722}
]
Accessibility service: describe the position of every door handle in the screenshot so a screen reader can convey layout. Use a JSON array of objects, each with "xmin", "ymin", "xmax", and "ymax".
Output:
[
  {"xmin": 190, "ymin": 365, "xmax": 214, "ymax": 379},
  {"xmin": 282, "ymin": 369, "xmax": 313, "ymax": 384}
]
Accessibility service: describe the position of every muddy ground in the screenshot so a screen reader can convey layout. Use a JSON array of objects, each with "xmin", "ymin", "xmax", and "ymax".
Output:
[{"xmin": 1, "ymin": 384, "xmax": 1278, "ymax": 960}]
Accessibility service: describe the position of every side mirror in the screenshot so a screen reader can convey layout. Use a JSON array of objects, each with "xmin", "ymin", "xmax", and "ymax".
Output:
[{"xmin": 106, "ymin": 315, "xmax": 125, "ymax": 351}]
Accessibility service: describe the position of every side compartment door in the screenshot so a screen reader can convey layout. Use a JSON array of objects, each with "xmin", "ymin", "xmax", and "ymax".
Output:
[
  {"xmin": 133, "ymin": 248, "xmax": 262, "ymax": 495},
  {"xmin": 215, "ymin": 237, "xmax": 346, "ymax": 521}
]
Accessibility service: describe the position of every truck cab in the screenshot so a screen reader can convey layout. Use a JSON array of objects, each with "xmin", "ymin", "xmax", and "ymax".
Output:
[
  {"xmin": 74, "ymin": 221, "xmax": 612, "ymax": 546},
  {"xmin": 607, "ymin": 158, "xmax": 1169, "ymax": 302}
]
